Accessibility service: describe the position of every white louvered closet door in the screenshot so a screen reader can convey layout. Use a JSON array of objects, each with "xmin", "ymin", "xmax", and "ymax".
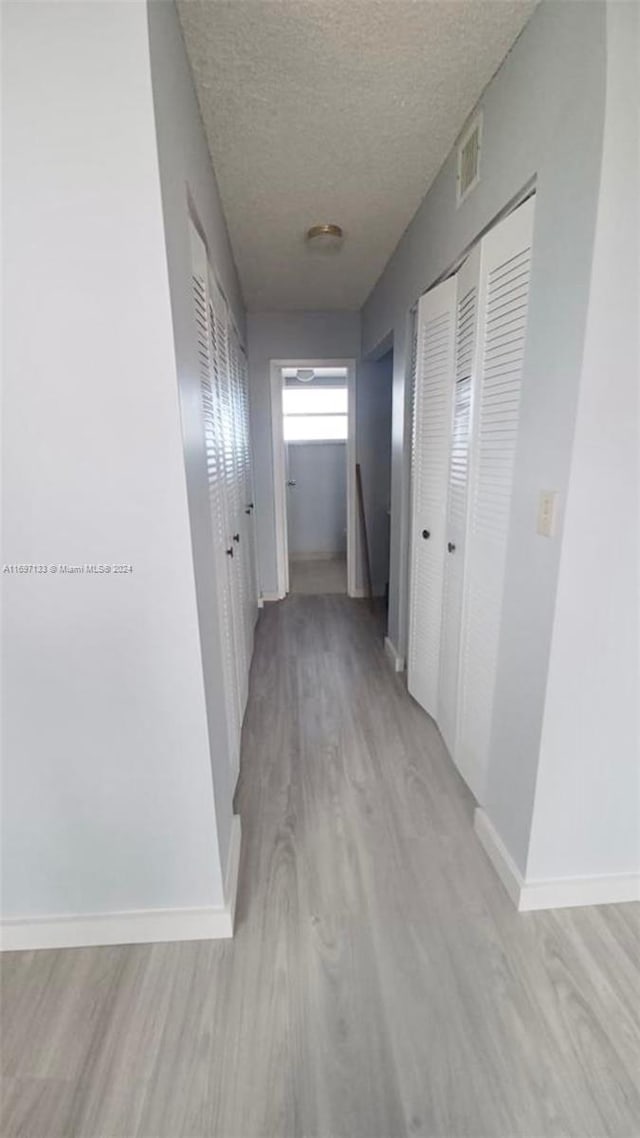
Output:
[
  {"xmin": 190, "ymin": 225, "xmax": 241, "ymax": 774},
  {"xmin": 438, "ymin": 246, "xmax": 480, "ymax": 757},
  {"xmin": 236, "ymin": 339, "xmax": 256, "ymax": 641},
  {"xmin": 456, "ymin": 195, "xmax": 535, "ymax": 800},
  {"xmin": 227, "ymin": 320, "xmax": 252, "ymax": 707},
  {"xmin": 211, "ymin": 273, "xmax": 248, "ymax": 730},
  {"xmin": 237, "ymin": 345, "xmax": 258, "ymax": 627},
  {"xmin": 408, "ymin": 276, "xmax": 457, "ymax": 718}
]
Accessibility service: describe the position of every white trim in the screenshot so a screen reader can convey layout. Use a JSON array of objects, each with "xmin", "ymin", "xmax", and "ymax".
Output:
[
  {"xmin": 270, "ymin": 364, "xmax": 289, "ymax": 597},
  {"xmin": 518, "ymin": 873, "xmax": 640, "ymax": 912},
  {"xmin": 474, "ymin": 808, "xmax": 640, "ymax": 912},
  {"xmin": 0, "ymin": 907, "xmax": 234, "ymax": 953},
  {"xmin": 345, "ymin": 365, "xmax": 357, "ymax": 598},
  {"xmin": 1, "ymin": 817, "xmax": 243, "ymax": 953},
  {"xmin": 474, "ymin": 807, "xmax": 523, "ymax": 907},
  {"xmin": 384, "ymin": 636, "xmax": 405, "ymax": 673},
  {"xmin": 269, "ymin": 359, "xmax": 357, "ymax": 600},
  {"xmin": 223, "ymin": 814, "xmax": 242, "ymax": 932},
  {"xmin": 260, "ymin": 591, "xmax": 284, "ymax": 604}
]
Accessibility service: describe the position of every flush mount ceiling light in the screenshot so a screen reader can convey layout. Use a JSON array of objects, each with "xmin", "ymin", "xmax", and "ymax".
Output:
[
  {"xmin": 305, "ymin": 223, "xmax": 344, "ymax": 252},
  {"xmin": 296, "ymin": 368, "xmax": 315, "ymax": 383}
]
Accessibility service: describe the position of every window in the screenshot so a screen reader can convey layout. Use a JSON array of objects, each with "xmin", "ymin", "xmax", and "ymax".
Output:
[{"xmin": 283, "ymin": 386, "xmax": 348, "ymax": 442}]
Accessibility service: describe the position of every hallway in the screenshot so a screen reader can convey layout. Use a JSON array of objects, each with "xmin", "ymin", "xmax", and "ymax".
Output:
[
  {"xmin": 3, "ymin": 596, "xmax": 639, "ymax": 1138},
  {"xmin": 289, "ymin": 555, "xmax": 347, "ymax": 595}
]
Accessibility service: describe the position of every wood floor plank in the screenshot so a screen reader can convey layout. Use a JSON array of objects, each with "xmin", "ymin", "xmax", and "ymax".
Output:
[{"xmin": 2, "ymin": 595, "xmax": 639, "ymax": 1138}]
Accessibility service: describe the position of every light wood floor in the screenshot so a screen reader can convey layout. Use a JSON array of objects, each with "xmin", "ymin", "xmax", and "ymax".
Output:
[
  {"xmin": 2, "ymin": 596, "xmax": 640, "ymax": 1138},
  {"xmin": 289, "ymin": 555, "xmax": 347, "ymax": 594}
]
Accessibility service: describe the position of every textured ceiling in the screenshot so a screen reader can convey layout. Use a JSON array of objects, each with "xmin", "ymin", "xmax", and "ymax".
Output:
[{"xmin": 177, "ymin": 0, "xmax": 537, "ymax": 312}]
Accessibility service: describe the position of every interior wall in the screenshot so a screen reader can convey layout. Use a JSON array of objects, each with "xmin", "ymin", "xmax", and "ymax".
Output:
[
  {"xmin": 147, "ymin": 0, "xmax": 246, "ymax": 875},
  {"xmin": 286, "ymin": 444, "xmax": 347, "ymax": 559},
  {"xmin": 357, "ymin": 352, "xmax": 393, "ymax": 597},
  {"xmin": 361, "ymin": 0, "xmax": 608, "ymax": 873},
  {"xmin": 247, "ymin": 311, "xmax": 361, "ymax": 597},
  {"xmin": 525, "ymin": 0, "xmax": 639, "ymax": 884},
  {"xmin": 2, "ymin": 0, "xmax": 224, "ymax": 920}
]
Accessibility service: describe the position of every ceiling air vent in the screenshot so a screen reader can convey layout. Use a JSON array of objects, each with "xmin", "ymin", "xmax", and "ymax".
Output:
[{"xmin": 457, "ymin": 112, "xmax": 482, "ymax": 207}]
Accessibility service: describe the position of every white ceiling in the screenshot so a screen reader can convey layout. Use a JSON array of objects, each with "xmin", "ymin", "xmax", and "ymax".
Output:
[{"xmin": 177, "ymin": 0, "xmax": 536, "ymax": 312}]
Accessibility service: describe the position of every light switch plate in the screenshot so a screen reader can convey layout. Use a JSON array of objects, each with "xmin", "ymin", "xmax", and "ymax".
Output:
[{"xmin": 537, "ymin": 490, "xmax": 558, "ymax": 537}]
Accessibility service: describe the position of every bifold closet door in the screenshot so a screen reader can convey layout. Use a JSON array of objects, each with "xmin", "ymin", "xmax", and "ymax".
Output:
[
  {"xmin": 407, "ymin": 276, "xmax": 457, "ymax": 719},
  {"xmin": 438, "ymin": 246, "xmax": 480, "ymax": 757},
  {"xmin": 456, "ymin": 195, "xmax": 535, "ymax": 800},
  {"xmin": 209, "ymin": 270, "xmax": 246, "ymax": 772},
  {"xmin": 227, "ymin": 322, "xmax": 255, "ymax": 701},
  {"xmin": 225, "ymin": 318, "xmax": 250, "ymax": 716},
  {"xmin": 239, "ymin": 348, "xmax": 258, "ymax": 622},
  {"xmin": 190, "ymin": 226, "xmax": 241, "ymax": 774}
]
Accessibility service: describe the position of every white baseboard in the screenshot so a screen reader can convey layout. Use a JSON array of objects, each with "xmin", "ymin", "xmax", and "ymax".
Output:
[
  {"xmin": 474, "ymin": 808, "xmax": 524, "ymax": 907},
  {"xmin": 384, "ymin": 636, "xmax": 405, "ymax": 673},
  {"xmin": 474, "ymin": 808, "xmax": 640, "ymax": 912},
  {"xmin": 260, "ymin": 591, "xmax": 283, "ymax": 604},
  {"xmin": 1, "ymin": 816, "xmax": 243, "ymax": 953},
  {"xmin": 224, "ymin": 814, "xmax": 242, "ymax": 932}
]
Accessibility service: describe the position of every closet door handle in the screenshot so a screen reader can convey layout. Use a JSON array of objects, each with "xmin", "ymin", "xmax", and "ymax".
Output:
[
  {"xmin": 233, "ymin": 533, "xmax": 240, "ymax": 543},
  {"xmin": 226, "ymin": 547, "xmax": 234, "ymax": 558},
  {"xmin": 447, "ymin": 542, "xmax": 456, "ymax": 553},
  {"xmin": 422, "ymin": 529, "xmax": 430, "ymax": 540},
  {"xmin": 287, "ymin": 480, "xmax": 296, "ymax": 487}
]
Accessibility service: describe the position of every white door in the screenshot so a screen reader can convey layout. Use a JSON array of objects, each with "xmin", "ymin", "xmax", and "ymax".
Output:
[
  {"xmin": 456, "ymin": 195, "xmax": 536, "ymax": 800},
  {"xmin": 438, "ymin": 246, "xmax": 481, "ymax": 756},
  {"xmin": 407, "ymin": 276, "xmax": 457, "ymax": 718},
  {"xmin": 237, "ymin": 346, "xmax": 258, "ymax": 628},
  {"xmin": 225, "ymin": 317, "xmax": 250, "ymax": 715},
  {"xmin": 213, "ymin": 283, "xmax": 249, "ymax": 731},
  {"xmin": 190, "ymin": 225, "xmax": 241, "ymax": 776}
]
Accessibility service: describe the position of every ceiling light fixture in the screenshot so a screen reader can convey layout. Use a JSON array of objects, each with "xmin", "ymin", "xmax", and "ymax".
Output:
[
  {"xmin": 296, "ymin": 368, "xmax": 315, "ymax": 383},
  {"xmin": 305, "ymin": 223, "xmax": 344, "ymax": 252}
]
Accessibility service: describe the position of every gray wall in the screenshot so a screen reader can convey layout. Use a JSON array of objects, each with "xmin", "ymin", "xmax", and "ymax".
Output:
[
  {"xmin": 524, "ymin": 1, "xmax": 639, "ymax": 883},
  {"xmin": 357, "ymin": 352, "xmax": 393, "ymax": 597},
  {"xmin": 361, "ymin": 0, "xmax": 608, "ymax": 873},
  {"xmin": 287, "ymin": 444, "xmax": 347, "ymax": 558},
  {"xmin": 148, "ymin": 0, "xmax": 246, "ymax": 877},
  {"xmin": 2, "ymin": 0, "xmax": 224, "ymax": 919},
  {"xmin": 247, "ymin": 311, "xmax": 361, "ymax": 597}
]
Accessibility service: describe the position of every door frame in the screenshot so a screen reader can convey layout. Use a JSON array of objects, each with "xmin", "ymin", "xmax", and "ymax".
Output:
[{"xmin": 269, "ymin": 358, "xmax": 357, "ymax": 599}]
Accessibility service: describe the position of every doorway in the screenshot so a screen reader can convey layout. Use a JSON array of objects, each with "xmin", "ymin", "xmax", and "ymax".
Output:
[{"xmin": 270, "ymin": 360, "xmax": 356, "ymax": 597}]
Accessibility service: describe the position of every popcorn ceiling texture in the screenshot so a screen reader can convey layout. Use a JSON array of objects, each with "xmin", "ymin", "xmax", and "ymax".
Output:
[{"xmin": 177, "ymin": 0, "xmax": 536, "ymax": 312}]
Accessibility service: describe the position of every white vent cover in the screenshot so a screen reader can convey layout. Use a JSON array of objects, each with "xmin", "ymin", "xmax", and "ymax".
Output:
[{"xmin": 457, "ymin": 112, "xmax": 482, "ymax": 206}]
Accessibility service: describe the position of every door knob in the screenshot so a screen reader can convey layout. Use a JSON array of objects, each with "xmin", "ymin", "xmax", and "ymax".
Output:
[
  {"xmin": 287, "ymin": 480, "xmax": 296, "ymax": 487},
  {"xmin": 226, "ymin": 547, "xmax": 234, "ymax": 558},
  {"xmin": 422, "ymin": 529, "xmax": 430, "ymax": 540},
  {"xmin": 233, "ymin": 533, "xmax": 240, "ymax": 543},
  {"xmin": 447, "ymin": 542, "xmax": 456, "ymax": 553}
]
